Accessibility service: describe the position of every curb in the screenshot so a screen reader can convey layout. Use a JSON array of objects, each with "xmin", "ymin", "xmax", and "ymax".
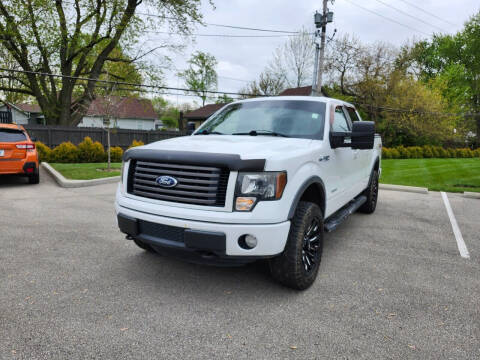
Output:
[
  {"xmin": 379, "ymin": 183, "xmax": 429, "ymax": 194},
  {"xmin": 42, "ymin": 162, "xmax": 120, "ymax": 188},
  {"xmin": 463, "ymin": 192, "xmax": 480, "ymax": 199}
]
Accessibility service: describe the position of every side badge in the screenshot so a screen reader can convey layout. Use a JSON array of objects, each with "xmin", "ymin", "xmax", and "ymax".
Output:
[{"xmin": 318, "ymin": 155, "xmax": 330, "ymax": 162}]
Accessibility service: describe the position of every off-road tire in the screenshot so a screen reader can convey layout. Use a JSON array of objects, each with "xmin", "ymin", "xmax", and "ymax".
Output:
[
  {"xmin": 28, "ymin": 172, "xmax": 40, "ymax": 184},
  {"xmin": 269, "ymin": 201, "xmax": 323, "ymax": 290},
  {"xmin": 133, "ymin": 238, "xmax": 155, "ymax": 253},
  {"xmin": 359, "ymin": 169, "xmax": 379, "ymax": 214}
]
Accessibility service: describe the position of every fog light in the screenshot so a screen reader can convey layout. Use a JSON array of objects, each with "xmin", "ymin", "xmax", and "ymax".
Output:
[
  {"xmin": 245, "ymin": 235, "xmax": 257, "ymax": 248},
  {"xmin": 239, "ymin": 234, "xmax": 257, "ymax": 249}
]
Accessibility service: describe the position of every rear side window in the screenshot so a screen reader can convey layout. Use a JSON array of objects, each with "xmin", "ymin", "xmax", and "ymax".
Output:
[
  {"xmin": 331, "ymin": 107, "xmax": 350, "ymax": 132},
  {"xmin": 0, "ymin": 129, "xmax": 27, "ymax": 142},
  {"xmin": 346, "ymin": 107, "xmax": 360, "ymax": 122}
]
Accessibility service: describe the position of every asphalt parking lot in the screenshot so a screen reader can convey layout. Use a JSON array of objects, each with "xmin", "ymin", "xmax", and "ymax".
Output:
[{"xmin": 1, "ymin": 169, "xmax": 479, "ymax": 359}]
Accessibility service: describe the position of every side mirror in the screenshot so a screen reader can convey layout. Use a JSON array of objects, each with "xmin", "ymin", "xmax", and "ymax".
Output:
[
  {"xmin": 351, "ymin": 121, "xmax": 375, "ymax": 150},
  {"xmin": 329, "ymin": 132, "xmax": 351, "ymax": 149},
  {"xmin": 186, "ymin": 122, "xmax": 195, "ymax": 135}
]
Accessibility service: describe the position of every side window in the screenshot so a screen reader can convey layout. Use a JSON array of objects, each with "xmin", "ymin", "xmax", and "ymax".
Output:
[
  {"xmin": 331, "ymin": 107, "xmax": 350, "ymax": 132},
  {"xmin": 346, "ymin": 107, "xmax": 360, "ymax": 122}
]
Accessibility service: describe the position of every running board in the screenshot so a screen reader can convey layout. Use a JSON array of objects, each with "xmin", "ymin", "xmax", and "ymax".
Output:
[{"xmin": 324, "ymin": 195, "xmax": 367, "ymax": 232}]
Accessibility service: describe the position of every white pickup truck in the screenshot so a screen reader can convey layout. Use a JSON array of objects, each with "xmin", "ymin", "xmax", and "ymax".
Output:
[{"xmin": 115, "ymin": 96, "xmax": 382, "ymax": 289}]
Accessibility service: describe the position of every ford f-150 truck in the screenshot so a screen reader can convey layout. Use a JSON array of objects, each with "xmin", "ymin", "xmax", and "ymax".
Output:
[{"xmin": 115, "ymin": 96, "xmax": 381, "ymax": 289}]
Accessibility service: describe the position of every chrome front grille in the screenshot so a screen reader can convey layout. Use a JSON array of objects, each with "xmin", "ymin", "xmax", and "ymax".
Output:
[{"xmin": 128, "ymin": 160, "xmax": 230, "ymax": 207}]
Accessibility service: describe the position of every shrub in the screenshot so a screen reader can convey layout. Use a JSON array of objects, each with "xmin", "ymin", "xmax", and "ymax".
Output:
[
  {"xmin": 474, "ymin": 148, "xmax": 480, "ymax": 158},
  {"xmin": 128, "ymin": 139, "xmax": 144, "ymax": 148},
  {"xmin": 396, "ymin": 145, "xmax": 409, "ymax": 159},
  {"xmin": 50, "ymin": 142, "xmax": 80, "ymax": 163},
  {"xmin": 437, "ymin": 148, "xmax": 449, "ymax": 158},
  {"xmin": 382, "ymin": 147, "xmax": 391, "ymax": 159},
  {"xmin": 423, "ymin": 146, "xmax": 433, "ymax": 158},
  {"xmin": 405, "ymin": 147, "xmax": 418, "ymax": 159},
  {"xmin": 411, "ymin": 146, "xmax": 424, "ymax": 158},
  {"xmin": 35, "ymin": 141, "xmax": 51, "ymax": 162},
  {"xmin": 447, "ymin": 148, "xmax": 456, "ymax": 158},
  {"xmin": 109, "ymin": 146, "xmax": 123, "ymax": 162},
  {"xmin": 390, "ymin": 148, "xmax": 400, "ymax": 159},
  {"xmin": 78, "ymin": 136, "xmax": 105, "ymax": 163}
]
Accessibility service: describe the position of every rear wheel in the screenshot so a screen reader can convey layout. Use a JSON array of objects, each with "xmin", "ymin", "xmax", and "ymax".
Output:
[
  {"xmin": 269, "ymin": 201, "xmax": 323, "ymax": 290},
  {"xmin": 133, "ymin": 238, "xmax": 155, "ymax": 253},
  {"xmin": 359, "ymin": 169, "xmax": 378, "ymax": 214},
  {"xmin": 28, "ymin": 171, "xmax": 40, "ymax": 184}
]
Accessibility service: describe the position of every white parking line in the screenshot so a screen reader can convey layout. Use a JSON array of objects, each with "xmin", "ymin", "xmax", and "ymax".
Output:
[{"xmin": 441, "ymin": 192, "xmax": 470, "ymax": 259}]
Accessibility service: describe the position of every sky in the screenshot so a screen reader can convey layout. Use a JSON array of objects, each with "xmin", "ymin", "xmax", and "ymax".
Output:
[{"xmin": 141, "ymin": 0, "xmax": 480, "ymax": 106}]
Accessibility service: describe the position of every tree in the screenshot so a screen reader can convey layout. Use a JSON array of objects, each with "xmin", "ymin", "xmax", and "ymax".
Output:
[
  {"xmin": 268, "ymin": 28, "xmax": 315, "ymax": 88},
  {"xmin": 215, "ymin": 94, "xmax": 234, "ymax": 104},
  {"xmin": 178, "ymin": 51, "xmax": 218, "ymax": 106},
  {"xmin": 380, "ymin": 74, "xmax": 457, "ymax": 146},
  {"xmin": 240, "ymin": 70, "xmax": 286, "ymax": 97},
  {"xmin": 409, "ymin": 11, "xmax": 480, "ymax": 145},
  {"xmin": 324, "ymin": 34, "xmax": 361, "ymax": 95},
  {"xmin": 0, "ymin": 0, "xmax": 205, "ymax": 125}
]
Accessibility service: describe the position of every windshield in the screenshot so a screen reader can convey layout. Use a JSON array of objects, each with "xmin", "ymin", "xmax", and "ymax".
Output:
[{"xmin": 196, "ymin": 100, "xmax": 326, "ymax": 139}]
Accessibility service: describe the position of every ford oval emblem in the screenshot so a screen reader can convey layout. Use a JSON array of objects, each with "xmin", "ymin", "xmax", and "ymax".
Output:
[{"xmin": 155, "ymin": 175, "xmax": 178, "ymax": 188}]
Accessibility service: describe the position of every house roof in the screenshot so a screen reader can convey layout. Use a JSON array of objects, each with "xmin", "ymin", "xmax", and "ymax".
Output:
[
  {"xmin": 86, "ymin": 96, "xmax": 157, "ymax": 120},
  {"xmin": 184, "ymin": 103, "xmax": 226, "ymax": 121},
  {"xmin": 16, "ymin": 103, "xmax": 41, "ymax": 113},
  {"xmin": 278, "ymin": 86, "xmax": 313, "ymax": 96}
]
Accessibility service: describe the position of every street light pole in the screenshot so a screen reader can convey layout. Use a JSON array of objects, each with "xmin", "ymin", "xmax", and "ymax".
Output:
[{"xmin": 312, "ymin": 1, "xmax": 334, "ymax": 96}]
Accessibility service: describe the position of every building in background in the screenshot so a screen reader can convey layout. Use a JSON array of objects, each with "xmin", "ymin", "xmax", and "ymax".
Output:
[
  {"xmin": 278, "ymin": 86, "xmax": 313, "ymax": 96},
  {"xmin": 78, "ymin": 96, "xmax": 161, "ymax": 130},
  {"xmin": 0, "ymin": 101, "xmax": 44, "ymax": 125},
  {"xmin": 184, "ymin": 103, "xmax": 226, "ymax": 129},
  {"xmin": 1, "ymin": 97, "xmax": 161, "ymax": 130}
]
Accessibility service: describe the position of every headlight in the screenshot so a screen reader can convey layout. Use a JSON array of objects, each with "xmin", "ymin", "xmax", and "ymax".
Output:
[{"xmin": 235, "ymin": 172, "xmax": 287, "ymax": 211}]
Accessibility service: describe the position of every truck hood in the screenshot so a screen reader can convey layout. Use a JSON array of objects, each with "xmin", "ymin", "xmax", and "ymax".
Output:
[{"xmin": 141, "ymin": 135, "xmax": 314, "ymax": 160}]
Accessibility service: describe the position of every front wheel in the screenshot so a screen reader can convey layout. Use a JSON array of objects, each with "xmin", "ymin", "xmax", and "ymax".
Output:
[
  {"xmin": 269, "ymin": 201, "xmax": 323, "ymax": 290},
  {"xmin": 359, "ymin": 169, "xmax": 379, "ymax": 214}
]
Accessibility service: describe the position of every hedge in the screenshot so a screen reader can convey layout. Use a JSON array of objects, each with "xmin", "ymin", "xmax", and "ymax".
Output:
[
  {"xmin": 35, "ymin": 138, "xmax": 143, "ymax": 163},
  {"xmin": 382, "ymin": 145, "xmax": 480, "ymax": 159}
]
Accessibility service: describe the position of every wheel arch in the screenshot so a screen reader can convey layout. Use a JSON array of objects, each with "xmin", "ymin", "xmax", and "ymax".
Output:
[{"xmin": 288, "ymin": 176, "xmax": 326, "ymax": 219}]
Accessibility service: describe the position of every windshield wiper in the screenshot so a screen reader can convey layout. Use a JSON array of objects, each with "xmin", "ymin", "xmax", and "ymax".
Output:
[
  {"xmin": 195, "ymin": 130, "xmax": 224, "ymax": 135},
  {"xmin": 232, "ymin": 130, "xmax": 290, "ymax": 138}
]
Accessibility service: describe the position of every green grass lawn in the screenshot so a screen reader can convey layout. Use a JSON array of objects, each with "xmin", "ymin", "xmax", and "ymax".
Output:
[
  {"xmin": 381, "ymin": 158, "xmax": 480, "ymax": 193},
  {"xmin": 50, "ymin": 163, "xmax": 122, "ymax": 180}
]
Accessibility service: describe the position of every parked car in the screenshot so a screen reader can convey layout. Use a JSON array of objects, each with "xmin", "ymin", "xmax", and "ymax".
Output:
[
  {"xmin": 0, "ymin": 123, "xmax": 39, "ymax": 184},
  {"xmin": 115, "ymin": 96, "xmax": 382, "ymax": 289}
]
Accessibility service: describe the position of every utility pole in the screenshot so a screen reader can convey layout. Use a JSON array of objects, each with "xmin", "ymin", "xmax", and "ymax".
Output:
[{"xmin": 312, "ymin": 1, "xmax": 334, "ymax": 96}]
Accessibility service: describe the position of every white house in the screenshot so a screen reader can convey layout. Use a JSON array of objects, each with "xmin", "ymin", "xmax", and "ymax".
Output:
[
  {"xmin": 1, "ymin": 96, "xmax": 160, "ymax": 130},
  {"xmin": 78, "ymin": 96, "xmax": 160, "ymax": 130},
  {"xmin": 0, "ymin": 101, "xmax": 44, "ymax": 125}
]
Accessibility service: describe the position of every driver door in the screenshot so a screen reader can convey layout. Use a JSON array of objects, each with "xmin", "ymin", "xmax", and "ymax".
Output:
[{"xmin": 325, "ymin": 106, "xmax": 357, "ymax": 213}]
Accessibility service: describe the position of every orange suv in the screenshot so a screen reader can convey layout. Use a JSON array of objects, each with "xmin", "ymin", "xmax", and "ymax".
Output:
[{"xmin": 0, "ymin": 123, "xmax": 40, "ymax": 184}]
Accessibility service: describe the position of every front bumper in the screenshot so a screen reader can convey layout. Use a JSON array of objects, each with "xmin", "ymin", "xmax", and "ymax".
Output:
[{"xmin": 115, "ymin": 202, "xmax": 290, "ymax": 261}]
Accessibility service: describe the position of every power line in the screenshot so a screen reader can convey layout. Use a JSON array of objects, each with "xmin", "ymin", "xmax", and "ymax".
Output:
[
  {"xmin": 144, "ymin": 30, "xmax": 305, "ymax": 38},
  {"xmin": 396, "ymin": 0, "xmax": 456, "ymax": 26},
  {"xmin": 0, "ymin": 67, "xmax": 261, "ymax": 97},
  {"xmin": 342, "ymin": 0, "xmax": 430, "ymax": 36},
  {"xmin": 3, "ymin": 67, "xmax": 478, "ymax": 117},
  {"xmin": 372, "ymin": 0, "xmax": 444, "ymax": 32},
  {"xmin": 137, "ymin": 12, "xmax": 299, "ymax": 34}
]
